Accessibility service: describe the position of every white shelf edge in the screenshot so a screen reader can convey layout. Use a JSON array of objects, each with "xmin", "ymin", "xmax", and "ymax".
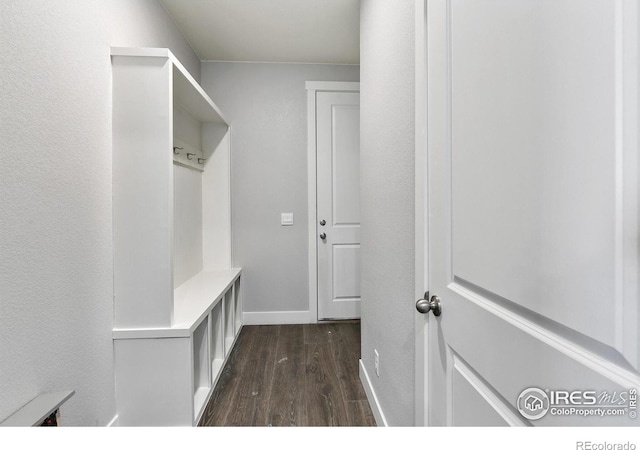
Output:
[
  {"xmin": 110, "ymin": 47, "xmax": 170, "ymax": 58},
  {"xmin": 110, "ymin": 46, "xmax": 229, "ymax": 125},
  {"xmin": 211, "ymin": 359, "xmax": 224, "ymax": 379},
  {"xmin": 171, "ymin": 59, "xmax": 229, "ymax": 125},
  {"xmin": 112, "ymin": 327, "xmax": 192, "ymax": 339},
  {"xmin": 224, "ymin": 325, "xmax": 241, "ymax": 357},
  {"xmin": 173, "ymin": 159, "xmax": 204, "ymax": 173},
  {"xmin": 0, "ymin": 390, "xmax": 75, "ymax": 427},
  {"xmin": 193, "ymin": 387, "xmax": 211, "ymax": 419}
]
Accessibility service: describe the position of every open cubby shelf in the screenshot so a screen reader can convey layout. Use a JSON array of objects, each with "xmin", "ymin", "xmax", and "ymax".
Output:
[{"xmin": 111, "ymin": 47, "xmax": 242, "ymax": 426}]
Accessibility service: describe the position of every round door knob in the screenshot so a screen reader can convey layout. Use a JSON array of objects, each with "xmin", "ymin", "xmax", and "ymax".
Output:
[
  {"xmin": 319, "ymin": 219, "xmax": 326, "ymax": 226},
  {"xmin": 416, "ymin": 295, "xmax": 442, "ymax": 316},
  {"xmin": 319, "ymin": 233, "xmax": 327, "ymax": 240}
]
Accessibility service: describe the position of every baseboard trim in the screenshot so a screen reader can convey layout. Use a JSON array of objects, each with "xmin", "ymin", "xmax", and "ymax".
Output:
[
  {"xmin": 359, "ymin": 359, "xmax": 388, "ymax": 427},
  {"xmin": 106, "ymin": 414, "xmax": 118, "ymax": 427},
  {"xmin": 242, "ymin": 310, "xmax": 312, "ymax": 325}
]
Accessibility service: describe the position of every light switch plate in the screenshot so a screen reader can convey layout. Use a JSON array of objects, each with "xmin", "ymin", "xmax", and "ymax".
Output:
[{"xmin": 281, "ymin": 213, "xmax": 294, "ymax": 226}]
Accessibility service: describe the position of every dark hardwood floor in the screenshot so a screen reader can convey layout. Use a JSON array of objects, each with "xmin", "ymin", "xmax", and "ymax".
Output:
[{"xmin": 198, "ymin": 321, "xmax": 376, "ymax": 427}]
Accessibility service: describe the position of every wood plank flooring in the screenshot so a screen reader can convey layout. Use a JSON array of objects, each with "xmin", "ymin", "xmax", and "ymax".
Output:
[{"xmin": 198, "ymin": 322, "xmax": 376, "ymax": 427}]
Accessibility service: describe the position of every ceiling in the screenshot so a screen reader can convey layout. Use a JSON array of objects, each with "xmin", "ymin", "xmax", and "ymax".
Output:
[{"xmin": 160, "ymin": 0, "xmax": 360, "ymax": 64}]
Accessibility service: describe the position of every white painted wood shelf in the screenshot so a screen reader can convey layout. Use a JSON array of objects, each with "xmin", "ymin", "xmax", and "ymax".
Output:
[
  {"xmin": 0, "ymin": 391, "xmax": 74, "ymax": 427},
  {"xmin": 111, "ymin": 47, "xmax": 241, "ymax": 426},
  {"xmin": 111, "ymin": 47, "xmax": 227, "ymax": 124},
  {"xmin": 174, "ymin": 268, "xmax": 241, "ymax": 329},
  {"xmin": 112, "ymin": 268, "xmax": 241, "ymax": 339}
]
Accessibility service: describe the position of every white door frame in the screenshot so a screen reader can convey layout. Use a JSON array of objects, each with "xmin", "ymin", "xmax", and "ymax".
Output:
[
  {"xmin": 306, "ymin": 81, "xmax": 360, "ymax": 323},
  {"xmin": 414, "ymin": 0, "xmax": 429, "ymax": 426}
]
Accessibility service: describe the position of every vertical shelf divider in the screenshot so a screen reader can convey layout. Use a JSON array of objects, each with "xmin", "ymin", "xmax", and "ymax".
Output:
[{"xmin": 224, "ymin": 289, "xmax": 235, "ymax": 356}]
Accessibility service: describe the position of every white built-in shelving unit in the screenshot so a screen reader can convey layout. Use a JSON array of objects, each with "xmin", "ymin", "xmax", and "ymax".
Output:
[{"xmin": 111, "ymin": 47, "xmax": 242, "ymax": 426}]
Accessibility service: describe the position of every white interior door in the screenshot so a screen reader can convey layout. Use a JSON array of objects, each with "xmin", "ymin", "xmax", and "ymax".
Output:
[
  {"xmin": 317, "ymin": 91, "xmax": 361, "ymax": 320},
  {"xmin": 419, "ymin": 0, "xmax": 639, "ymax": 426}
]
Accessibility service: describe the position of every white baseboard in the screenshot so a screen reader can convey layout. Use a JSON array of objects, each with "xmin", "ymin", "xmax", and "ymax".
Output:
[
  {"xmin": 242, "ymin": 310, "xmax": 312, "ymax": 325},
  {"xmin": 359, "ymin": 359, "xmax": 388, "ymax": 427},
  {"xmin": 106, "ymin": 414, "xmax": 119, "ymax": 427}
]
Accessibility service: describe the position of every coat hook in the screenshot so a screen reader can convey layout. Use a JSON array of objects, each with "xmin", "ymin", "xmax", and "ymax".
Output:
[
  {"xmin": 173, "ymin": 146, "xmax": 183, "ymax": 155},
  {"xmin": 186, "ymin": 153, "xmax": 195, "ymax": 160},
  {"xmin": 198, "ymin": 158, "xmax": 206, "ymax": 165}
]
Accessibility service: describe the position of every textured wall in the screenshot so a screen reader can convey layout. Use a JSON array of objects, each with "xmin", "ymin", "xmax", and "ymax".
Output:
[
  {"xmin": 200, "ymin": 62, "xmax": 359, "ymax": 317},
  {"xmin": 0, "ymin": 0, "xmax": 199, "ymax": 426},
  {"xmin": 360, "ymin": 0, "xmax": 416, "ymax": 426}
]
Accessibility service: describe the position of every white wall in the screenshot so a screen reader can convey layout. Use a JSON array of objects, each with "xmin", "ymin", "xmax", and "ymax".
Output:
[
  {"xmin": 0, "ymin": 0, "xmax": 199, "ymax": 426},
  {"xmin": 200, "ymin": 62, "xmax": 359, "ymax": 320},
  {"xmin": 360, "ymin": 0, "xmax": 416, "ymax": 426}
]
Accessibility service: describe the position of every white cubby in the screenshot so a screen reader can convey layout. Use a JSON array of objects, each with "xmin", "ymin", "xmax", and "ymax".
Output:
[
  {"xmin": 111, "ymin": 47, "xmax": 242, "ymax": 426},
  {"xmin": 224, "ymin": 289, "xmax": 235, "ymax": 355},
  {"xmin": 234, "ymin": 278, "xmax": 243, "ymax": 336},
  {"xmin": 210, "ymin": 301, "xmax": 225, "ymax": 382},
  {"xmin": 192, "ymin": 318, "xmax": 210, "ymax": 418}
]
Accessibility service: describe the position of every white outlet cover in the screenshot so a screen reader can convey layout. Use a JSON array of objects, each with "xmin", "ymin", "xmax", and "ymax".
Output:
[{"xmin": 281, "ymin": 213, "xmax": 294, "ymax": 226}]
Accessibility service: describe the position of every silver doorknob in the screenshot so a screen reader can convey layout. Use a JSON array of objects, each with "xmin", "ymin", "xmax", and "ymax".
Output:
[
  {"xmin": 319, "ymin": 233, "xmax": 326, "ymax": 240},
  {"xmin": 319, "ymin": 219, "xmax": 326, "ymax": 226},
  {"xmin": 416, "ymin": 292, "xmax": 442, "ymax": 316}
]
